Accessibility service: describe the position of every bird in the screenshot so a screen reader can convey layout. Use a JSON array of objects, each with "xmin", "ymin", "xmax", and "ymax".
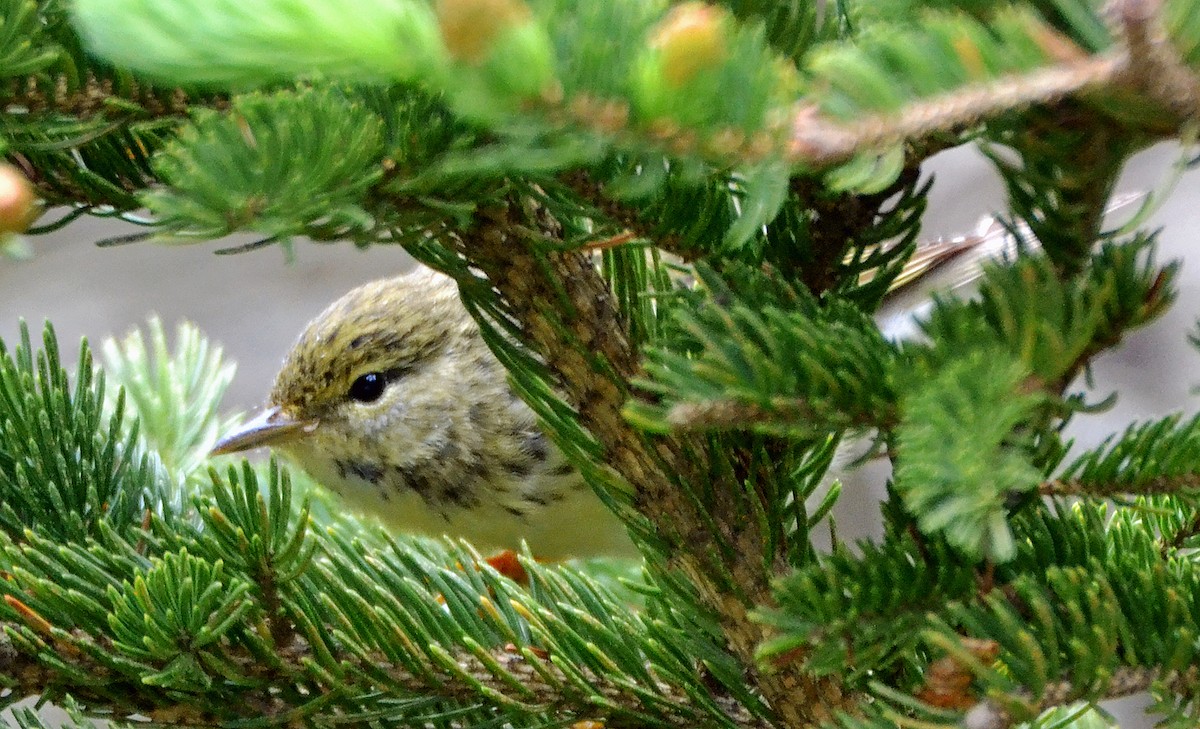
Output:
[
  {"xmin": 212, "ymin": 195, "xmax": 1142, "ymax": 571},
  {"xmin": 210, "ymin": 268, "xmax": 636, "ymax": 568}
]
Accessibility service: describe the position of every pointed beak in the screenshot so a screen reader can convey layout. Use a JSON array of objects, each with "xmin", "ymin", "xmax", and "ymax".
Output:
[{"xmin": 210, "ymin": 406, "xmax": 318, "ymax": 456}]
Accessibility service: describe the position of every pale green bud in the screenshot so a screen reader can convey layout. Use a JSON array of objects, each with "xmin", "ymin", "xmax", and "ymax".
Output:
[{"xmin": 435, "ymin": 0, "xmax": 558, "ymax": 121}]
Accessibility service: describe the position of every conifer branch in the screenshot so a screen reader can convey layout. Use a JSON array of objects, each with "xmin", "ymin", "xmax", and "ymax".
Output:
[
  {"xmin": 786, "ymin": 0, "xmax": 1200, "ymax": 167},
  {"xmin": 665, "ymin": 397, "xmax": 888, "ymax": 432},
  {"xmin": 558, "ymin": 171, "xmax": 695, "ymax": 261},
  {"xmin": 446, "ymin": 200, "xmax": 852, "ymax": 727},
  {"xmin": 1109, "ymin": 0, "xmax": 1200, "ymax": 121},
  {"xmin": 2, "ymin": 72, "xmax": 204, "ymax": 118},
  {"xmin": 962, "ymin": 664, "xmax": 1200, "ymax": 729},
  {"xmin": 1040, "ymin": 474, "xmax": 1200, "ymax": 497},
  {"xmin": 787, "ymin": 53, "xmax": 1125, "ymax": 166},
  {"xmin": 0, "ymin": 623, "xmax": 764, "ymax": 728}
]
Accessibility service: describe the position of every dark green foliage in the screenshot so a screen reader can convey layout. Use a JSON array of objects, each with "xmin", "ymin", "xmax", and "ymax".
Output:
[
  {"xmin": 0, "ymin": 322, "xmax": 165, "ymax": 541},
  {"xmin": 292, "ymin": 527, "xmax": 764, "ymax": 727},
  {"xmin": 939, "ymin": 510, "xmax": 1200, "ymax": 709},
  {"xmin": 596, "ymin": 154, "xmax": 747, "ymax": 257},
  {"xmin": 758, "ymin": 534, "xmax": 977, "ymax": 682},
  {"xmin": 0, "ymin": 527, "xmax": 153, "ymax": 637},
  {"xmin": 717, "ymin": 0, "xmax": 847, "ymax": 59},
  {"xmin": 9, "ymin": 0, "xmax": 1200, "ymax": 727},
  {"xmin": 773, "ymin": 171, "xmax": 929, "ymax": 307},
  {"xmin": 0, "ymin": 459, "xmax": 312, "ymax": 711},
  {"xmin": 106, "ymin": 550, "xmax": 257, "ymax": 689},
  {"xmin": 194, "ymin": 462, "xmax": 316, "ymax": 587},
  {"xmin": 1, "ymin": 112, "xmax": 172, "ymax": 213},
  {"xmin": 1060, "ymin": 413, "xmax": 1200, "ymax": 494},
  {"xmin": 894, "ymin": 349, "xmax": 1043, "ymax": 561},
  {"xmin": 628, "ymin": 262, "xmax": 900, "ymax": 436},
  {"xmin": 145, "ymin": 87, "xmax": 385, "ymax": 243},
  {"xmin": 0, "ymin": 0, "xmax": 60, "ymax": 77},
  {"xmin": 764, "ymin": 502, "xmax": 1200, "ymax": 725},
  {"xmin": 917, "ymin": 234, "xmax": 1176, "ymax": 387}
]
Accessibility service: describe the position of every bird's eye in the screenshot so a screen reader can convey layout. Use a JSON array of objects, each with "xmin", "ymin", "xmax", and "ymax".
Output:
[{"xmin": 348, "ymin": 372, "xmax": 386, "ymax": 403}]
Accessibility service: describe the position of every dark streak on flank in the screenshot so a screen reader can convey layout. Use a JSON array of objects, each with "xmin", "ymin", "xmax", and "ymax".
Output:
[
  {"xmin": 468, "ymin": 402, "xmax": 487, "ymax": 427},
  {"xmin": 550, "ymin": 462, "xmax": 575, "ymax": 477},
  {"xmin": 503, "ymin": 459, "xmax": 533, "ymax": 479},
  {"xmin": 440, "ymin": 481, "xmax": 480, "ymax": 509},
  {"xmin": 436, "ymin": 438, "xmax": 462, "ymax": 462},
  {"xmin": 391, "ymin": 460, "xmax": 481, "ymax": 510},
  {"xmin": 524, "ymin": 432, "xmax": 549, "ymax": 463},
  {"xmin": 347, "ymin": 460, "xmax": 385, "ymax": 484},
  {"xmin": 392, "ymin": 463, "xmax": 437, "ymax": 501}
]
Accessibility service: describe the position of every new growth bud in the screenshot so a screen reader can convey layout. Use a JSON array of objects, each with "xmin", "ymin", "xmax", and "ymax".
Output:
[
  {"xmin": 435, "ymin": 0, "xmax": 557, "ymax": 120},
  {"xmin": 632, "ymin": 3, "xmax": 738, "ymax": 129},
  {"xmin": 437, "ymin": 0, "xmax": 532, "ymax": 64},
  {"xmin": 649, "ymin": 2, "xmax": 729, "ymax": 88},
  {"xmin": 0, "ymin": 163, "xmax": 38, "ymax": 234}
]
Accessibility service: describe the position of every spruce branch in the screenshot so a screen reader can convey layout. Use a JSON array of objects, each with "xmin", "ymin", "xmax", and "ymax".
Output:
[
  {"xmin": 1108, "ymin": 0, "xmax": 1200, "ymax": 121},
  {"xmin": 630, "ymin": 262, "xmax": 900, "ymax": 438},
  {"xmin": 15, "ymin": 1, "xmax": 1200, "ymax": 726},
  {"xmin": 71, "ymin": 0, "xmax": 1200, "ymax": 183},
  {"xmin": 438, "ymin": 199, "xmax": 851, "ymax": 727},
  {"xmin": 557, "ymin": 170, "xmax": 693, "ymax": 261},
  {"xmin": 1039, "ymin": 474, "xmax": 1200, "ymax": 497},
  {"xmin": 786, "ymin": 0, "xmax": 1200, "ymax": 168},
  {"xmin": 1051, "ymin": 413, "xmax": 1200, "ymax": 498},
  {"xmin": 665, "ymin": 397, "xmax": 884, "ymax": 433},
  {"xmin": 2, "ymin": 72, "xmax": 201, "ymax": 120},
  {"xmin": 0, "ymin": 622, "xmax": 764, "ymax": 728},
  {"xmin": 787, "ymin": 53, "xmax": 1125, "ymax": 166}
]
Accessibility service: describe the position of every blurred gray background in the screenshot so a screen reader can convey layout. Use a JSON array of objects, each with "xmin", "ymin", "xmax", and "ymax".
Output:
[{"xmin": 3, "ymin": 143, "xmax": 1198, "ymax": 726}]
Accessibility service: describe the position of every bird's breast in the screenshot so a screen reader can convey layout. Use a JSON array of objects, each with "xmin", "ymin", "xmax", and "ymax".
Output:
[{"xmin": 280, "ymin": 443, "xmax": 634, "ymax": 559}]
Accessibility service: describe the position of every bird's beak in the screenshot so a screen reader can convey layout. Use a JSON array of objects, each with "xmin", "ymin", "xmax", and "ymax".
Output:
[{"xmin": 210, "ymin": 406, "xmax": 318, "ymax": 456}]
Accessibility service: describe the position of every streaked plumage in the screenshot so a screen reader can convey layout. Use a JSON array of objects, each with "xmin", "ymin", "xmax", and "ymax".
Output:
[
  {"xmin": 215, "ymin": 194, "xmax": 1142, "ymax": 559},
  {"xmin": 214, "ymin": 269, "xmax": 634, "ymax": 559}
]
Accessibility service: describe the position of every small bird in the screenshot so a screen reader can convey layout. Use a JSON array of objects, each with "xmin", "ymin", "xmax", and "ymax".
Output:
[
  {"xmin": 211, "ymin": 268, "xmax": 635, "ymax": 562},
  {"xmin": 214, "ymin": 195, "xmax": 1141, "ymax": 565}
]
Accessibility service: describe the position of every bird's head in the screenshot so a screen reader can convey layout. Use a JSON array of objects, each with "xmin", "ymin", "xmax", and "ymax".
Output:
[{"xmin": 211, "ymin": 270, "xmax": 478, "ymax": 462}]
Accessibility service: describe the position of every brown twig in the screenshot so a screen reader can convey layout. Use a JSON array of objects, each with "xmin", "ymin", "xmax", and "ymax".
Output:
[
  {"xmin": 787, "ymin": 54, "xmax": 1126, "ymax": 166},
  {"xmin": 666, "ymin": 397, "xmax": 892, "ymax": 433},
  {"xmin": 1107, "ymin": 0, "xmax": 1200, "ymax": 120},
  {"xmin": 783, "ymin": 0, "xmax": 1200, "ymax": 168},
  {"xmin": 1039, "ymin": 474, "xmax": 1200, "ymax": 497}
]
